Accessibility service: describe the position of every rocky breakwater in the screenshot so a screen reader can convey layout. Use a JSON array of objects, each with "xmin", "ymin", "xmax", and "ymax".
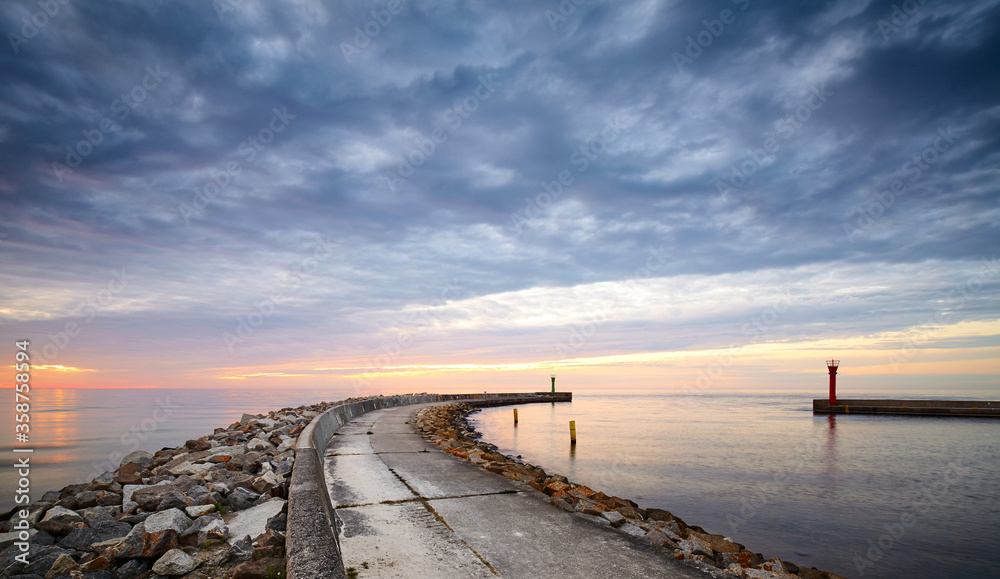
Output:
[
  {"xmin": 414, "ymin": 404, "xmax": 848, "ymax": 579},
  {"xmin": 0, "ymin": 400, "xmax": 347, "ymax": 579}
]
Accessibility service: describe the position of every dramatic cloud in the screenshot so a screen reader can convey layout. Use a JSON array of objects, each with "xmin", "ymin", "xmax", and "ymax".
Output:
[{"xmin": 1, "ymin": 0, "xmax": 998, "ymax": 394}]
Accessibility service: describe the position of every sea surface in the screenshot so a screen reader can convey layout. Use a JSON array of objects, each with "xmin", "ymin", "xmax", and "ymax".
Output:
[
  {"xmin": 3, "ymin": 389, "xmax": 998, "ymax": 579},
  {"xmin": 470, "ymin": 394, "xmax": 1000, "ymax": 579},
  {"xmin": 0, "ymin": 387, "xmax": 348, "ymax": 514}
]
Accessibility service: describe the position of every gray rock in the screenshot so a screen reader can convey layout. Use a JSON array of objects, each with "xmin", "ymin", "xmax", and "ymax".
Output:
[
  {"xmin": 143, "ymin": 509, "xmax": 191, "ymax": 535},
  {"xmin": 155, "ymin": 491, "xmax": 193, "ymax": 511},
  {"xmin": 31, "ymin": 530, "xmax": 56, "ymax": 545},
  {"xmin": 206, "ymin": 445, "xmax": 246, "ymax": 459},
  {"xmin": 195, "ymin": 491, "xmax": 223, "ymax": 507},
  {"xmin": 274, "ymin": 459, "xmax": 293, "ymax": 476},
  {"xmin": 121, "ymin": 484, "xmax": 147, "ymax": 513},
  {"xmin": 131, "ymin": 485, "xmax": 182, "ymax": 512},
  {"xmin": 105, "ymin": 521, "xmax": 146, "ymax": 559},
  {"xmin": 265, "ymin": 512, "xmax": 287, "ymax": 533},
  {"xmin": 245, "ymin": 437, "xmax": 272, "ymax": 452},
  {"xmin": 185, "ymin": 504, "xmax": 216, "ymax": 518},
  {"xmin": 86, "ymin": 472, "xmax": 120, "ymax": 492},
  {"xmin": 0, "ymin": 544, "xmax": 71, "ymax": 576},
  {"xmin": 252, "ymin": 471, "xmax": 279, "ymax": 494},
  {"xmin": 186, "ymin": 485, "xmax": 209, "ymax": 498},
  {"xmin": 151, "ymin": 548, "xmax": 201, "ymax": 576},
  {"xmin": 601, "ymin": 510, "xmax": 626, "ymax": 527},
  {"xmin": 35, "ymin": 519, "xmax": 74, "ymax": 537},
  {"xmin": 42, "ymin": 552, "xmax": 77, "ymax": 577},
  {"xmin": 40, "ymin": 506, "xmax": 83, "ymax": 526},
  {"xmin": 95, "ymin": 491, "xmax": 122, "ymax": 507},
  {"xmin": 225, "ymin": 498, "xmax": 285, "ymax": 545},
  {"xmin": 27, "ymin": 502, "xmax": 55, "ymax": 526},
  {"xmin": 618, "ymin": 522, "xmax": 647, "ymax": 538},
  {"xmin": 225, "ymin": 487, "xmax": 260, "ymax": 512},
  {"xmin": 78, "ymin": 506, "xmax": 122, "ymax": 527},
  {"xmin": 229, "ymin": 535, "xmax": 254, "ymax": 562},
  {"xmin": 120, "ymin": 451, "xmax": 153, "ymax": 467},
  {"xmin": 179, "ymin": 515, "xmax": 228, "ymax": 547},
  {"xmin": 117, "ymin": 511, "xmax": 152, "ymax": 526},
  {"xmin": 240, "ymin": 413, "xmax": 261, "ymax": 425},
  {"xmin": 115, "ymin": 558, "xmax": 151, "ymax": 579},
  {"xmin": 106, "ymin": 520, "xmax": 179, "ymax": 560},
  {"xmin": 167, "ymin": 461, "xmax": 215, "ymax": 477},
  {"xmin": 208, "ymin": 482, "xmax": 230, "ymax": 495},
  {"xmin": 57, "ymin": 520, "xmax": 131, "ymax": 550},
  {"xmin": 72, "ymin": 490, "xmax": 100, "ymax": 509},
  {"xmin": 0, "ymin": 529, "xmax": 36, "ymax": 551}
]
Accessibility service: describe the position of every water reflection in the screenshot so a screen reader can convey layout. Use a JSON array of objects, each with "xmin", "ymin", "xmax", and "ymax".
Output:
[{"xmin": 824, "ymin": 413, "xmax": 838, "ymax": 495}]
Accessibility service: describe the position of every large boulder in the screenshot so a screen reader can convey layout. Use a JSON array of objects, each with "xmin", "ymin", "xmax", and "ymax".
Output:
[
  {"xmin": 130, "ymin": 485, "xmax": 184, "ymax": 511},
  {"xmin": 40, "ymin": 506, "xmax": 83, "ymax": 526},
  {"xmin": 106, "ymin": 521, "xmax": 179, "ymax": 560},
  {"xmin": 156, "ymin": 491, "xmax": 195, "ymax": 511},
  {"xmin": 180, "ymin": 515, "xmax": 228, "ymax": 547},
  {"xmin": 151, "ymin": 548, "xmax": 201, "ymax": 576},
  {"xmin": 225, "ymin": 498, "xmax": 286, "ymax": 545},
  {"xmin": 232, "ymin": 557, "xmax": 285, "ymax": 579},
  {"xmin": 57, "ymin": 520, "xmax": 130, "ymax": 550},
  {"xmin": 115, "ymin": 558, "xmax": 151, "ymax": 579},
  {"xmin": 120, "ymin": 450, "xmax": 153, "ymax": 467},
  {"xmin": 87, "ymin": 472, "xmax": 121, "ymax": 493},
  {"xmin": 78, "ymin": 505, "xmax": 122, "ymax": 527},
  {"xmin": 144, "ymin": 509, "xmax": 191, "ymax": 535},
  {"xmin": 0, "ymin": 544, "xmax": 72, "ymax": 576},
  {"xmin": 43, "ymin": 552, "xmax": 79, "ymax": 579},
  {"xmin": 226, "ymin": 487, "xmax": 261, "ymax": 512},
  {"xmin": 121, "ymin": 484, "xmax": 146, "ymax": 513}
]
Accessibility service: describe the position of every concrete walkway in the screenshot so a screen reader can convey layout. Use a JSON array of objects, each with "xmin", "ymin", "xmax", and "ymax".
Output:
[{"xmin": 324, "ymin": 403, "xmax": 713, "ymax": 578}]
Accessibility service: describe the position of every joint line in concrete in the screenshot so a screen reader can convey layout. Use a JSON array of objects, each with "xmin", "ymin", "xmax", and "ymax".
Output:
[{"xmin": 381, "ymin": 462, "xmax": 501, "ymax": 576}]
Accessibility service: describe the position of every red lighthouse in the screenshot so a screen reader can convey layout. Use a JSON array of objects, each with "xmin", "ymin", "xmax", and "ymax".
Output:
[{"xmin": 827, "ymin": 359, "xmax": 840, "ymax": 405}]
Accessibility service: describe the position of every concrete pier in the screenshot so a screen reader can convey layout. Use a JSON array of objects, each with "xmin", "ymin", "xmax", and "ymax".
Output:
[
  {"xmin": 813, "ymin": 398, "xmax": 1000, "ymax": 417},
  {"xmin": 326, "ymin": 404, "xmax": 712, "ymax": 578},
  {"xmin": 286, "ymin": 391, "xmax": 713, "ymax": 578}
]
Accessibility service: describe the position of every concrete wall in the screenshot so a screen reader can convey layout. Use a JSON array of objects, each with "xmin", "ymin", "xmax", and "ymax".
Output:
[
  {"xmin": 814, "ymin": 398, "xmax": 1000, "ymax": 417},
  {"xmin": 286, "ymin": 392, "xmax": 571, "ymax": 579}
]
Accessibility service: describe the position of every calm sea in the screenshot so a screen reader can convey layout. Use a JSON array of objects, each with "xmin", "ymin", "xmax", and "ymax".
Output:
[
  {"xmin": 4, "ymin": 389, "xmax": 998, "ymax": 579},
  {"xmin": 471, "ymin": 394, "xmax": 1000, "ymax": 579}
]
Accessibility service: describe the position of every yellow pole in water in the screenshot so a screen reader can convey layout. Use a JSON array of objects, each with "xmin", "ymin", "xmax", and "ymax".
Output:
[
  {"xmin": 569, "ymin": 420, "xmax": 577, "ymax": 444},
  {"xmin": 513, "ymin": 409, "xmax": 518, "ymax": 425}
]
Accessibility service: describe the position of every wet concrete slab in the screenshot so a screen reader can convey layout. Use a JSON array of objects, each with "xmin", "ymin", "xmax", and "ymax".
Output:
[
  {"xmin": 325, "ymin": 434, "xmax": 374, "ymax": 456},
  {"xmin": 326, "ymin": 403, "xmax": 712, "ymax": 579},
  {"xmin": 378, "ymin": 451, "xmax": 513, "ymax": 498},
  {"xmin": 369, "ymin": 433, "xmax": 435, "ymax": 454},
  {"xmin": 324, "ymin": 453, "xmax": 413, "ymax": 507},
  {"xmin": 432, "ymin": 492, "xmax": 707, "ymax": 578},
  {"xmin": 336, "ymin": 502, "xmax": 494, "ymax": 578}
]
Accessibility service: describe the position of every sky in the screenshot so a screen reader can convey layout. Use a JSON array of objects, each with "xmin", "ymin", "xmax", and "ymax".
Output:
[{"xmin": 1, "ymin": 0, "xmax": 998, "ymax": 397}]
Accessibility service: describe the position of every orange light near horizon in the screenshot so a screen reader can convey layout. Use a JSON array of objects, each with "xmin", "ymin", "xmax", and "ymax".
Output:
[
  {"xmin": 218, "ymin": 372, "xmax": 316, "ymax": 380},
  {"xmin": 26, "ymin": 365, "xmax": 96, "ymax": 373}
]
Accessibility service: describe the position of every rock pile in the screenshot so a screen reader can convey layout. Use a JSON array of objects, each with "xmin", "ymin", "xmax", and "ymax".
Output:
[
  {"xmin": 414, "ymin": 403, "xmax": 848, "ymax": 579},
  {"xmin": 0, "ymin": 399, "xmax": 350, "ymax": 579}
]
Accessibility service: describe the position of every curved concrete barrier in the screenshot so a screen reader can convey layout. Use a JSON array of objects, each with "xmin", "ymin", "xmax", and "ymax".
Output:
[{"xmin": 286, "ymin": 393, "xmax": 570, "ymax": 579}]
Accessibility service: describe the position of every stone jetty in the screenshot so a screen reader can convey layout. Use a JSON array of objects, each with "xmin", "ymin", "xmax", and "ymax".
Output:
[{"xmin": 0, "ymin": 398, "xmax": 356, "ymax": 579}]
